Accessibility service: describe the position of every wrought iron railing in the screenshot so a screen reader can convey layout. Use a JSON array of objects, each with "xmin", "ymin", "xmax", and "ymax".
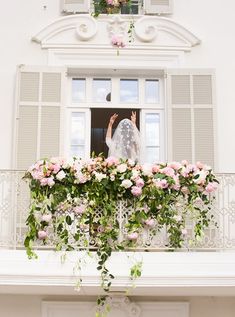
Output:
[{"xmin": 0, "ymin": 170, "xmax": 235, "ymax": 250}]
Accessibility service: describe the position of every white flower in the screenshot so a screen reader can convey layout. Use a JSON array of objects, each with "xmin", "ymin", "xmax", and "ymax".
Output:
[
  {"xmin": 194, "ymin": 170, "xmax": 208, "ymax": 184},
  {"xmin": 173, "ymin": 215, "xmax": 182, "ymax": 222},
  {"xmin": 121, "ymin": 179, "xmax": 133, "ymax": 189},
  {"xmin": 142, "ymin": 163, "xmax": 153, "ymax": 176},
  {"xmin": 94, "ymin": 172, "xmax": 106, "ymax": 182},
  {"xmin": 131, "ymin": 169, "xmax": 140, "ymax": 180},
  {"xmin": 117, "ymin": 163, "xmax": 127, "ymax": 173},
  {"xmin": 56, "ymin": 170, "xmax": 66, "ymax": 181}
]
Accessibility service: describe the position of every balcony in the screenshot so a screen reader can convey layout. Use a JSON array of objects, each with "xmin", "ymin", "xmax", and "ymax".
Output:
[{"xmin": 0, "ymin": 170, "xmax": 235, "ymax": 296}]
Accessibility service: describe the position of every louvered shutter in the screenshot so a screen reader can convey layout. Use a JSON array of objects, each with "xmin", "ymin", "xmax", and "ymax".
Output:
[
  {"xmin": 167, "ymin": 69, "xmax": 216, "ymax": 168},
  {"xmin": 144, "ymin": 0, "xmax": 173, "ymax": 15},
  {"xmin": 15, "ymin": 66, "xmax": 66, "ymax": 169},
  {"xmin": 62, "ymin": 0, "xmax": 90, "ymax": 13}
]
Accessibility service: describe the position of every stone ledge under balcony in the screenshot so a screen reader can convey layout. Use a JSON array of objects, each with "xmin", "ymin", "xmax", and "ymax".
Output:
[{"xmin": 0, "ymin": 250, "xmax": 235, "ymax": 296}]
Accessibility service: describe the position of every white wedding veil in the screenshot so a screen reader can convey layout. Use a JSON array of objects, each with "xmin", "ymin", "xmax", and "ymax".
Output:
[{"xmin": 106, "ymin": 119, "xmax": 141, "ymax": 162}]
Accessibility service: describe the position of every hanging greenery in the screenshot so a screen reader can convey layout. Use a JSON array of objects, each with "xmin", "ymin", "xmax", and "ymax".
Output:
[{"xmin": 24, "ymin": 155, "xmax": 218, "ymax": 316}]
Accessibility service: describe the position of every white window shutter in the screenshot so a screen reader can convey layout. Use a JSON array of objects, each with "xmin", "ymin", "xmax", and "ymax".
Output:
[
  {"xmin": 15, "ymin": 66, "xmax": 66, "ymax": 169},
  {"xmin": 167, "ymin": 69, "xmax": 216, "ymax": 169},
  {"xmin": 61, "ymin": 0, "xmax": 90, "ymax": 13},
  {"xmin": 144, "ymin": 0, "xmax": 173, "ymax": 15}
]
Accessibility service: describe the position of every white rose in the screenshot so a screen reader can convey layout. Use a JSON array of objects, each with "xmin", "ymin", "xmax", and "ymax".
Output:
[
  {"xmin": 94, "ymin": 172, "xmax": 106, "ymax": 182},
  {"xmin": 56, "ymin": 170, "xmax": 66, "ymax": 181},
  {"xmin": 121, "ymin": 179, "xmax": 133, "ymax": 189},
  {"xmin": 117, "ymin": 163, "xmax": 127, "ymax": 173},
  {"xmin": 142, "ymin": 163, "xmax": 153, "ymax": 176}
]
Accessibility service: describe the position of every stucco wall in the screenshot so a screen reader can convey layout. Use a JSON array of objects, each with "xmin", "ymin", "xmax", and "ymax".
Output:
[{"xmin": 0, "ymin": 0, "xmax": 235, "ymax": 171}]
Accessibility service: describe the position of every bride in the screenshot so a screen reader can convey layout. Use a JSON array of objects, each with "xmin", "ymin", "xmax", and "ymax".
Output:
[{"xmin": 106, "ymin": 111, "xmax": 141, "ymax": 162}]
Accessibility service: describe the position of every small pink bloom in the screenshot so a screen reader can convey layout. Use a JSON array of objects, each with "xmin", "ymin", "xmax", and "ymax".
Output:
[
  {"xmin": 205, "ymin": 182, "xmax": 218, "ymax": 193},
  {"xmin": 111, "ymin": 35, "xmax": 125, "ymax": 48},
  {"xmin": 105, "ymin": 156, "xmax": 119, "ymax": 167},
  {"xmin": 106, "ymin": 0, "xmax": 113, "ymax": 4},
  {"xmin": 181, "ymin": 160, "xmax": 188, "ymax": 166},
  {"xmin": 40, "ymin": 178, "xmax": 49, "ymax": 186},
  {"xmin": 181, "ymin": 228, "xmax": 188, "ymax": 235},
  {"xmin": 127, "ymin": 232, "xmax": 138, "ymax": 240},
  {"xmin": 196, "ymin": 161, "xmax": 204, "ymax": 169},
  {"xmin": 131, "ymin": 186, "xmax": 142, "ymax": 196},
  {"xmin": 47, "ymin": 177, "xmax": 55, "ymax": 187},
  {"xmin": 38, "ymin": 230, "xmax": 47, "ymax": 240},
  {"xmin": 161, "ymin": 166, "xmax": 175, "ymax": 177},
  {"xmin": 155, "ymin": 179, "xmax": 168, "ymax": 189},
  {"xmin": 181, "ymin": 186, "xmax": 189, "ymax": 194},
  {"xmin": 145, "ymin": 218, "xmax": 155, "ymax": 228},
  {"xmin": 152, "ymin": 165, "xmax": 160, "ymax": 173},
  {"xmin": 42, "ymin": 214, "xmax": 52, "ymax": 222},
  {"xmin": 74, "ymin": 205, "xmax": 86, "ymax": 215},
  {"xmin": 135, "ymin": 178, "xmax": 144, "ymax": 188},
  {"xmin": 169, "ymin": 162, "xmax": 182, "ymax": 170}
]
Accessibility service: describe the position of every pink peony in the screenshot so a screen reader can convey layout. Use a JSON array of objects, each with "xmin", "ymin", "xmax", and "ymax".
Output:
[
  {"xmin": 161, "ymin": 166, "xmax": 175, "ymax": 177},
  {"xmin": 127, "ymin": 232, "xmax": 138, "ymax": 240},
  {"xmin": 131, "ymin": 186, "xmax": 142, "ymax": 197},
  {"xmin": 105, "ymin": 156, "xmax": 119, "ymax": 167},
  {"xmin": 169, "ymin": 162, "xmax": 182, "ymax": 170},
  {"xmin": 106, "ymin": 0, "xmax": 113, "ymax": 4},
  {"xmin": 154, "ymin": 179, "xmax": 168, "ymax": 189},
  {"xmin": 74, "ymin": 205, "xmax": 86, "ymax": 215},
  {"xmin": 38, "ymin": 230, "xmax": 47, "ymax": 240},
  {"xmin": 152, "ymin": 164, "xmax": 160, "ymax": 173},
  {"xmin": 205, "ymin": 182, "xmax": 218, "ymax": 193},
  {"xmin": 41, "ymin": 214, "xmax": 52, "ymax": 222},
  {"xmin": 111, "ymin": 35, "xmax": 125, "ymax": 48},
  {"xmin": 145, "ymin": 218, "xmax": 155, "ymax": 228},
  {"xmin": 135, "ymin": 178, "xmax": 145, "ymax": 188}
]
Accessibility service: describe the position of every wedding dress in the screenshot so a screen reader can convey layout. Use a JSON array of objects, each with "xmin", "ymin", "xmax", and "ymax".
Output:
[{"xmin": 106, "ymin": 119, "xmax": 141, "ymax": 162}]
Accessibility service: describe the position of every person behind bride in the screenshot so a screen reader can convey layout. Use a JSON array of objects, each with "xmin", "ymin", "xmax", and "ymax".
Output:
[{"xmin": 106, "ymin": 111, "xmax": 141, "ymax": 162}]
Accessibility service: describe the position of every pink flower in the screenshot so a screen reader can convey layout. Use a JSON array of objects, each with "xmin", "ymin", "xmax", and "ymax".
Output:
[
  {"xmin": 111, "ymin": 35, "xmax": 125, "ymax": 48},
  {"xmin": 181, "ymin": 160, "xmax": 189, "ymax": 166},
  {"xmin": 74, "ymin": 205, "xmax": 86, "ymax": 215},
  {"xmin": 169, "ymin": 162, "xmax": 182, "ymax": 170},
  {"xmin": 38, "ymin": 230, "xmax": 47, "ymax": 240},
  {"xmin": 41, "ymin": 214, "xmax": 52, "ymax": 222},
  {"xmin": 105, "ymin": 156, "xmax": 119, "ymax": 167},
  {"xmin": 135, "ymin": 178, "xmax": 144, "ymax": 188},
  {"xmin": 154, "ymin": 179, "xmax": 168, "ymax": 189},
  {"xmin": 106, "ymin": 0, "xmax": 113, "ymax": 4},
  {"xmin": 131, "ymin": 186, "xmax": 142, "ymax": 197},
  {"xmin": 152, "ymin": 165, "xmax": 160, "ymax": 173},
  {"xmin": 196, "ymin": 161, "xmax": 204, "ymax": 169},
  {"xmin": 40, "ymin": 178, "xmax": 49, "ymax": 186},
  {"xmin": 205, "ymin": 182, "xmax": 218, "ymax": 193},
  {"xmin": 161, "ymin": 166, "xmax": 175, "ymax": 177},
  {"xmin": 145, "ymin": 218, "xmax": 155, "ymax": 228},
  {"xmin": 181, "ymin": 186, "xmax": 189, "ymax": 195},
  {"xmin": 47, "ymin": 177, "xmax": 55, "ymax": 187},
  {"xmin": 127, "ymin": 232, "xmax": 138, "ymax": 240},
  {"xmin": 181, "ymin": 228, "xmax": 188, "ymax": 235}
]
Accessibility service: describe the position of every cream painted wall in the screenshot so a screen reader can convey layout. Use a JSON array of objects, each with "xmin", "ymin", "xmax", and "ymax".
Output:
[
  {"xmin": 0, "ymin": 0, "xmax": 235, "ymax": 171},
  {"xmin": 0, "ymin": 295, "xmax": 234, "ymax": 317}
]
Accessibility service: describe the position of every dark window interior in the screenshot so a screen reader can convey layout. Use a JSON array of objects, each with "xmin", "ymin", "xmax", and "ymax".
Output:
[{"xmin": 91, "ymin": 108, "xmax": 140, "ymax": 157}]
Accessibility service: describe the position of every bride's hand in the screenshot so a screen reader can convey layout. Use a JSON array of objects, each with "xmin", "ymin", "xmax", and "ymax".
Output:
[
  {"xmin": 131, "ymin": 111, "xmax": 136, "ymax": 125},
  {"xmin": 109, "ymin": 113, "xmax": 118, "ymax": 125}
]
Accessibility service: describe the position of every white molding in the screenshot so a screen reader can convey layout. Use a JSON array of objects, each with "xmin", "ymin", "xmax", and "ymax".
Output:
[
  {"xmin": 1, "ymin": 251, "xmax": 235, "ymax": 296},
  {"xmin": 32, "ymin": 15, "xmax": 200, "ymax": 52}
]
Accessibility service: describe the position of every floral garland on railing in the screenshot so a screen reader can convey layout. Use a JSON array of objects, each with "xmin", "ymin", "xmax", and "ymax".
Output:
[{"xmin": 24, "ymin": 156, "xmax": 218, "ymax": 316}]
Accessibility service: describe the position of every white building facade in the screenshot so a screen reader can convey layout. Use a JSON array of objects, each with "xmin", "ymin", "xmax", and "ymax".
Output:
[{"xmin": 0, "ymin": 0, "xmax": 235, "ymax": 316}]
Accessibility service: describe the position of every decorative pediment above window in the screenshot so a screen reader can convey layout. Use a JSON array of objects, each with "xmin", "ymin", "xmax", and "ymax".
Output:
[{"xmin": 32, "ymin": 15, "xmax": 200, "ymax": 52}]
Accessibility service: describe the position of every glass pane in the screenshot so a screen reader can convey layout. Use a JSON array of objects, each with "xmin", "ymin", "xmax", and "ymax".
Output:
[
  {"xmin": 72, "ymin": 79, "xmax": 86, "ymax": 103},
  {"xmin": 93, "ymin": 79, "xmax": 111, "ymax": 102},
  {"xmin": 70, "ymin": 145, "xmax": 85, "ymax": 158},
  {"xmin": 121, "ymin": 0, "xmax": 139, "ymax": 14},
  {"xmin": 120, "ymin": 79, "xmax": 138, "ymax": 103},
  {"xmin": 145, "ymin": 80, "xmax": 159, "ymax": 103},
  {"xmin": 146, "ymin": 147, "xmax": 160, "ymax": 164},
  {"xmin": 71, "ymin": 112, "xmax": 85, "ymax": 145},
  {"xmin": 145, "ymin": 113, "xmax": 160, "ymax": 146}
]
